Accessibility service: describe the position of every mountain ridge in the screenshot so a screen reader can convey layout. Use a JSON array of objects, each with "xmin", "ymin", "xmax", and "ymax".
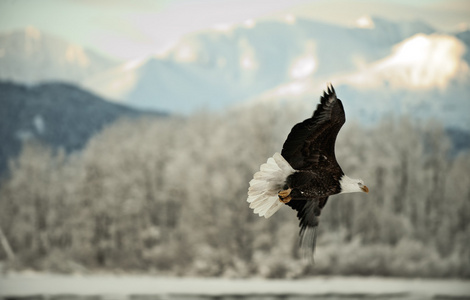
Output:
[
  {"xmin": 0, "ymin": 81, "xmax": 165, "ymax": 176},
  {"xmin": 82, "ymin": 16, "xmax": 441, "ymax": 113}
]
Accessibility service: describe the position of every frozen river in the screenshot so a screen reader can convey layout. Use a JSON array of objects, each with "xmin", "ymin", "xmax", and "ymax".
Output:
[{"xmin": 1, "ymin": 274, "xmax": 469, "ymax": 300}]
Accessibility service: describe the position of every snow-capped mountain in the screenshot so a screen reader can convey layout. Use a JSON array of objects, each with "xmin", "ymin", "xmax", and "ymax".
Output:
[
  {"xmin": 0, "ymin": 27, "xmax": 117, "ymax": 84},
  {"xmin": 3, "ymin": 17, "xmax": 469, "ymax": 131},
  {"xmin": 252, "ymin": 30, "xmax": 470, "ymax": 130},
  {"xmin": 83, "ymin": 16, "xmax": 437, "ymax": 113}
]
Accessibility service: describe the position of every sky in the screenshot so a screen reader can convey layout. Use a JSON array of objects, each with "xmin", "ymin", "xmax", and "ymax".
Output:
[{"xmin": 0, "ymin": 0, "xmax": 469, "ymax": 60}]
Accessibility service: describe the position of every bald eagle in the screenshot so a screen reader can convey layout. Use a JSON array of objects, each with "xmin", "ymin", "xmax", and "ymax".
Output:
[{"xmin": 247, "ymin": 84, "xmax": 369, "ymax": 257}]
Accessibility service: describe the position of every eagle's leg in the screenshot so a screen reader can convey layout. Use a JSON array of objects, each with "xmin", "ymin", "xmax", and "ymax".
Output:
[{"xmin": 278, "ymin": 188, "xmax": 292, "ymax": 203}]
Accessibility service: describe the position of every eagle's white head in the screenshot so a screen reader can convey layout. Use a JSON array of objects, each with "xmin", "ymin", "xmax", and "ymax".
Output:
[{"xmin": 339, "ymin": 175, "xmax": 369, "ymax": 194}]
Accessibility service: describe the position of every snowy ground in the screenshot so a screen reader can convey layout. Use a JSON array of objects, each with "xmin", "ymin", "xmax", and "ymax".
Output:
[{"xmin": 1, "ymin": 274, "xmax": 469, "ymax": 299}]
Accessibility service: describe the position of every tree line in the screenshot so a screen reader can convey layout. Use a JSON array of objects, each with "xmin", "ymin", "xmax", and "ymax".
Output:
[{"xmin": 0, "ymin": 104, "xmax": 469, "ymax": 278}]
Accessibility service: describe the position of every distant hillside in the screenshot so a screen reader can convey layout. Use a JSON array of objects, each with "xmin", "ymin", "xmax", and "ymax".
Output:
[
  {"xmin": 0, "ymin": 82, "xmax": 164, "ymax": 176},
  {"xmin": 446, "ymin": 127, "xmax": 470, "ymax": 156},
  {"xmin": 0, "ymin": 27, "xmax": 118, "ymax": 84}
]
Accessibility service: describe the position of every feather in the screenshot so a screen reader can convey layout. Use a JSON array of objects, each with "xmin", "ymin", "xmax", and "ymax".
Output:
[
  {"xmin": 300, "ymin": 226, "xmax": 317, "ymax": 261},
  {"xmin": 247, "ymin": 153, "xmax": 295, "ymax": 218}
]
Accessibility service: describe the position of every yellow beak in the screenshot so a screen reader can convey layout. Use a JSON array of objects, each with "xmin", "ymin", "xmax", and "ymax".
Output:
[{"xmin": 361, "ymin": 186, "xmax": 369, "ymax": 193}]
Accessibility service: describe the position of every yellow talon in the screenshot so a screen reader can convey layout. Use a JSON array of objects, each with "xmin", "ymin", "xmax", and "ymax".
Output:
[{"xmin": 278, "ymin": 188, "xmax": 292, "ymax": 203}]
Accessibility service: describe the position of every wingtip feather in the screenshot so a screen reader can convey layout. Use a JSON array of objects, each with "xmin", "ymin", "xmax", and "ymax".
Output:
[
  {"xmin": 325, "ymin": 83, "xmax": 336, "ymax": 101},
  {"xmin": 299, "ymin": 226, "xmax": 318, "ymax": 262},
  {"xmin": 327, "ymin": 83, "xmax": 335, "ymax": 94}
]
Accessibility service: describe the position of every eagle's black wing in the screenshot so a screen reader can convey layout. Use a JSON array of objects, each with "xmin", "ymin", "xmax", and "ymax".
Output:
[
  {"xmin": 281, "ymin": 84, "xmax": 345, "ymax": 174},
  {"xmin": 286, "ymin": 197, "xmax": 329, "ymax": 258},
  {"xmin": 281, "ymin": 85, "xmax": 345, "ymax": 258}
]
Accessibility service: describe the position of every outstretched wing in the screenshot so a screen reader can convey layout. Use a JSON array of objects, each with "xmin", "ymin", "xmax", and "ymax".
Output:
[
  {"xmin": 281, "ymin": 84, "xmax": 345, "ymax": 172},
  {"xmin": 286, "ymin": 197, "xmax": 328, "ymax": 258}
]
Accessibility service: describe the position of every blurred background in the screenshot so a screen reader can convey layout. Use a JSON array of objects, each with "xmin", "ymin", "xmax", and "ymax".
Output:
[{"xmin": 1, "ymin": 0, "xmax": 470, "ymax": 298}]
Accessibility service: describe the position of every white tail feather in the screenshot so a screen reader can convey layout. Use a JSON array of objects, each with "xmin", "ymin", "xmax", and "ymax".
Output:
[{"xmin": 247, "ymin": 153, "xmax": 295, "ymax": 218}]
